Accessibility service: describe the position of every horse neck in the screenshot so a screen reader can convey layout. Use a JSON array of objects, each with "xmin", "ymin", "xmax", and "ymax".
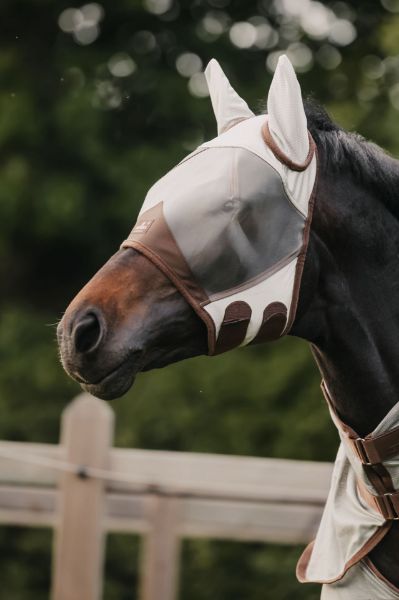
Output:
[{"xmin": 292, "ymin": 158, "xmax": 399, "ymax": 437}]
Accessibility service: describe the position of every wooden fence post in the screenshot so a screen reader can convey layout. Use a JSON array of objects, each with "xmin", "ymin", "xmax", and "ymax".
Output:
[
  {"xmin": 139, "ymin": 496, "xmax": 181, "ymax": 600},
  {"xmin": 51, "ymin": 393, "xmax": 114, "ymax": 600}
]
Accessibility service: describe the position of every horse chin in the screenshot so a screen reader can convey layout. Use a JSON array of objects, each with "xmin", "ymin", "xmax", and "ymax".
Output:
[
  {"xmin": 81, "ymin": 369, "xmax": 137, "ymax": 400},
  {"xmin": 74, "ymin": 354, "xmax": 140, "ymax": 400}
]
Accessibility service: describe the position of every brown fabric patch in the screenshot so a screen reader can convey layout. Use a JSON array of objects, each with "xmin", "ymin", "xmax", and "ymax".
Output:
[
  {"xmin": 122, "ymin": 203, "xmax": 208, "ymax": 307},
  {"xmin": 250, "ymin": 302, "xmax": 288, "ymax": 344},
  {"xmin": 132, "ymin": 219, "xmax": 155, "ymax": 235},
  {"xmin": 214, "ymin": 301, "xmax": 252, "ymax": 355},
  {"xmin": 121, "ymin": 203, "xmax": 218, "ymax": 353},
  {"xmin": 124, "ymin": 239, "xmax": 217, "ymax": 354}
]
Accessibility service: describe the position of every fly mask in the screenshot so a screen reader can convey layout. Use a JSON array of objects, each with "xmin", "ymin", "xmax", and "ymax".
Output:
[{"xmin": 122, "ymin": 56, "xmax": 317, "ymax": 355}]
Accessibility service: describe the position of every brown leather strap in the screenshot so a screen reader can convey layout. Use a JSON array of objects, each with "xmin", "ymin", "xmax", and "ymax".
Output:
[
  {"xmin": 250, "ymin": 302, "xmax": 287, "ymax": 345},
  {"xmin": 321, "ymin": 379, "xmax": 399, "ymax": 521},
  {"xmin": 364, "ymin": 462, "xmax": 396, "ymax": 495},
  {"xmin": 358, "ymin": 480, "xmax": 399, "ymax": 521},
  {"xmin": 347, "ymin": 427, "xmax": 399, "ymax": 466},
  {"xmin": 214, "ymin": 301, "xmax": 251, "ymax": 355},
  {"xmin": 321, "ymin": 380, "xmax": 399, "ymax": 465}
]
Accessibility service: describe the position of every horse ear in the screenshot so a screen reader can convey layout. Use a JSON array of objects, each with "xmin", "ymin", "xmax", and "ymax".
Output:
[
  {"xmin": 267, "ymin": 55, "xmax": 309, "ymax": 165},
  {"xmin": 204, "ymin": 59, "xmax": 254, "ymax": 135}
]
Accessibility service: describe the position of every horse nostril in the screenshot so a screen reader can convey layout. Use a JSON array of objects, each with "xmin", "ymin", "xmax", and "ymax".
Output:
[{"xmin": 73, "ymin": 312, "xmax": 104, "ymax": 354}]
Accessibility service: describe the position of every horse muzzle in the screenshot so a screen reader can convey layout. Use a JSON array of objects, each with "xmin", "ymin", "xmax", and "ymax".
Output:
[{"xmin": 57, "ymin": 307, "xmax": 143, "ymax": 400}]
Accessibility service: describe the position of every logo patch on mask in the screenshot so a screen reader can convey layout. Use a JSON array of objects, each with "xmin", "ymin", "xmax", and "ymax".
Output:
[{"xmin": 132, "ymin": 219, "xmax": 155, "ymax": 235}]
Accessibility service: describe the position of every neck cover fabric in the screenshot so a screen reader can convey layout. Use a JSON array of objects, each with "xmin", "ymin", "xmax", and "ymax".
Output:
[
  {"xmin": 122, "ymin": 56, "xmax": 317, "ymax": 355},
  {"xmin": 298, "ymin": 382, "xmax": 399, "ymax": 598},
  {"xmin": 320, "ymin": 559, "xmax": 399, "ymax": 599}
]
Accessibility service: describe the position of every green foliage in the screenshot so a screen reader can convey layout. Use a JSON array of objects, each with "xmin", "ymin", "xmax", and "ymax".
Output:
[
  {"xmin": 0, "ymin": 527, "xmax": 52, "ymax": 600},
  {"xmin": 115, "ymin": 338, "xmax": 337, "ymax": 461},
  {"xmin": 181, "ymin": 540, "xmax": 321, "ymax": 600},
  {"xmin": 0, "ymin": 0, "xmax": 398, "ymax": 597},
  {"xmin": 103, "ymin": 535, "xmax": 140, "ymax": 600}
]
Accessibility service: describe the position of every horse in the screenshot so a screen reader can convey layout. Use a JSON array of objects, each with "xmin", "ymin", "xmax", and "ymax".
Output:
[{"xmin": 57, "ymin": 56, "xmax": 399, "ymax": 598}]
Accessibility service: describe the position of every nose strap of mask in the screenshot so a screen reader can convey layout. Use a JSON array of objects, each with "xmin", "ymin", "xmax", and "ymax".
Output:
[{"xmin": 121, "ymin": 238, "xmax": 218, "ymax": 354}]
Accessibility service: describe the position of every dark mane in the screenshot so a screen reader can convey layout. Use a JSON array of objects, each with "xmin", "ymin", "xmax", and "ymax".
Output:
[{"xmin": 304, "ymin": 99, "xmax": 399, "ymax": 215}]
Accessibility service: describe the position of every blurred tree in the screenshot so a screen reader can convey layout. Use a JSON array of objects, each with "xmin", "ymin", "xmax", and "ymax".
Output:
[{"xmin": 0, "ymin": 0, "xmax": 398, "ymax": 597}]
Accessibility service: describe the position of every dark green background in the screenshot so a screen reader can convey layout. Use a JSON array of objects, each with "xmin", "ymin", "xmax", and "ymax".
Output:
[{"xmin": 1, "ymin": 0, "xmax": 399, "ymax": 597}]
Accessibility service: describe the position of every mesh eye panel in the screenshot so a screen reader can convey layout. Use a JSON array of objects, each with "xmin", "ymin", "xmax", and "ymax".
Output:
[{"xmin": 156, "ymin": 147, "xmax": 305, "ymax": 297}]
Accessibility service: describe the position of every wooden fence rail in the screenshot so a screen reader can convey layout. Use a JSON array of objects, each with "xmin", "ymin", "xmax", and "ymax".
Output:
[{"xmin": 0, "ymin": 393, "xmax": 334, "ymax": 600}]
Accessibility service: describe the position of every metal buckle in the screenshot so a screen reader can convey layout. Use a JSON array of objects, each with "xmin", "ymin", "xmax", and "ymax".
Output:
[
  {"xmin": 354, "ymin": 438, "xmax": 371, "ymax": 465},
  {"xmin": 381, "ymin": 493, "xmax": 399, "ymax": 520}
]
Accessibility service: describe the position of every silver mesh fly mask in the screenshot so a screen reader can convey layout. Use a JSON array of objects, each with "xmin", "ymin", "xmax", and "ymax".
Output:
[{"xmin": 122, "ymin": 56, "xmax": 317, "ymax": 354}]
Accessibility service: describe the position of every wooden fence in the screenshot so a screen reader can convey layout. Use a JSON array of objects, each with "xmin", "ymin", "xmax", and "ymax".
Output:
[{"xmin": 0, "ymin": 393, "xmax": 333, "ymax": 600}]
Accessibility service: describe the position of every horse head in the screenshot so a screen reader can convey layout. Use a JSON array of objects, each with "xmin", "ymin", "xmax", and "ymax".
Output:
[
  {"xmin": 57, "ymin": 56, "xmax": 317, "ymax": 400},
  {"xmin": 57, "ymin": 55, "xmax": 399, "ymax": 593}
]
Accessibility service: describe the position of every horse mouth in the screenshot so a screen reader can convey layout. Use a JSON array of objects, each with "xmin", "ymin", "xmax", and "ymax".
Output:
[{"xmin": 77, "ymin": 351, "xmax": 143, "ymax": 400}]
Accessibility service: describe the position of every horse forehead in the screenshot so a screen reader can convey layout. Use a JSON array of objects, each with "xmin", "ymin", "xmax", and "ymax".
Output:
[
  {"xmin": 141, "ymin": 115, "xmax": 316, "ymax": 218},
  {"xmin": 142, "ymin": 145, "xmax": 282, "ymax": 218}
]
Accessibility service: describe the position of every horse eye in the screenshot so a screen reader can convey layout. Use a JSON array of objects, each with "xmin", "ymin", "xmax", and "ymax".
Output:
[{"xmin": 223, "ymin": 199, "xmax": 238, "ymax": 212}]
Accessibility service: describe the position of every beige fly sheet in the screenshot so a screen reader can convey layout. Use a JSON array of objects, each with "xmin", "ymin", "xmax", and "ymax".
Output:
[{"xmin": 298, "ymin": 382, "xmax": 399, "ymax": 598}]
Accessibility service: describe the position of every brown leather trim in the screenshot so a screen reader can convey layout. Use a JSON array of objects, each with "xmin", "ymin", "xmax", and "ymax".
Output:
[
  {"xmin": 363, "ymin": 556, "xmax": 399, "ymax": 594},
  {"xmin": 122, "ymin": 203, "xmax": 208, "ymax": 306},
  {"xmin": 214, "ymin": 301, "xmax": 251, "ymax": 355},
  {"xmin": 296, "ymin": 540, "xmax": 315, "ymax": 583},
  {"xmin": 262, "ymin": 121, "xmax": 316, "ymax": 172},
  {"xmin": 121, "ymin": 203, "xmax": 219, "ymax": 354},
  {"xmin": 284, "ymin": 148, "xmax": 319, "ymax": 334},
  {"xmin": 335, "ymin": 523, "xmax": 392, "ymax": 578},
  {"xmin": 250, "ymin": 302, "xmax": 287, "ymax": 345},
  {"xmin": 122, "ymin": 239, "xmax": 217, "ymax": 355},
  {"xmin": 296, "ymin": 523, "xmax": 392, "ymax": 584}
]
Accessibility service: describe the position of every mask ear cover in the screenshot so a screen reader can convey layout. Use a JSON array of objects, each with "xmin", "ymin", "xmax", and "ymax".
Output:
[
  {"xmin": 263, "ymin": 55, "xmax": 314, "ymax": 170},
  {"xmin": 204, "ymin": 59, "xmax": 254, "ymax": 135}
]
